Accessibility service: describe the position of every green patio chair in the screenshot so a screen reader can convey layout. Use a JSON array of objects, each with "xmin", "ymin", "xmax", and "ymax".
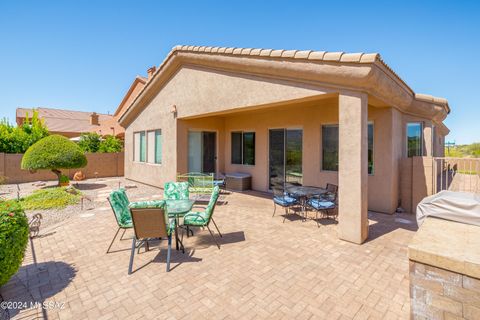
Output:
[
  {"xmin": 164, "ymin": 181, "xmax": 189, "ymax": 200},
  {"xmin": 128, "ymin": 201, "xmax": 179, "ymax": 273},
  {"xmin": 182, "ymin": 186, "xmax": 222, "ymax": 249},
  {"xmin": 106, "ymin": 189, "xmax": 165, "ymax": 253},
  {"xmin": 106, "ymin": 188, "xmax": 133, "ymax": 253}
]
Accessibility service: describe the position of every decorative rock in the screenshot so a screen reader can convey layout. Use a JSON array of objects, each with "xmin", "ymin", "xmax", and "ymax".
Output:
[
  {"xmin": 73, "ymin": 171, "xmax": 86, "ymax": 181},
  {"xmin": 125, "ymin": 184, "xmax": 137, "ymax": 189}
]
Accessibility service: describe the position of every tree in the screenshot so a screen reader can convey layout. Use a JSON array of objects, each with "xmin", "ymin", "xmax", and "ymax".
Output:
[
  {"xmin": 0, "ymin": 110, "xmax": 49, "ymax": 153},
  {"xmin": 98, "ymin": 135, "xmax": 123, "ymax": 153},
  {"xmin": 78, "ymin": 132, "xmax": 101, "ymax": 153},
  {"xmin": 21, "ymin": 135, "xmax": 87, "ymax": 185}
]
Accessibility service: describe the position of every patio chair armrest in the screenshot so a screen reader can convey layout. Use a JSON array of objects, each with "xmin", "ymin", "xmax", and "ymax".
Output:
[{"xmin": 183, "ymin": 212, "xmax": 208, "ymax": 224}]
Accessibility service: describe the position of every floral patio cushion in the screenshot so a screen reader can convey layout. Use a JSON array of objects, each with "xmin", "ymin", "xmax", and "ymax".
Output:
[
  {"xmin": 183, "ymin": 186, "xmax": 220, "ymax": 226},
  {"xmin": 109, "ymin": 189, "xmax": 133, "ymax": 228},
  {"xmin": 164, "ymin": 182, "xmax": 189, "ymax": 200}
]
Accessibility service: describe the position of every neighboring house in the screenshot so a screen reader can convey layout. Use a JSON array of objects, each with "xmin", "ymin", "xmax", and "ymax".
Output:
[
  {"xmin": 15, "ymin": 67, "xmax": 156, "ymax": 139},
  {"xmin": 118, "ymin": 45, "xmax": 450, "ymax": 244},
  {"xmin": 16, "ymin": 107, "xmax": 124, "ymax": 138}
]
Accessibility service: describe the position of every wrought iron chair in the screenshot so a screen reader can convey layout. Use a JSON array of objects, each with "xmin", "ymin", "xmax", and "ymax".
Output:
[
  {"xmin": 128, "ymin": 201, "xmax": 180, "ymax": 274},
  {"xmin": 272, "ymin": 184, "xmax": 299, "ymax": 222},
  {"xmin": 182, "ymin": 186, "xmax": 222, "ymax": 249},
  {"xmin": 306, "ymin": 187, "xmax": 338, "ymax": 227}
]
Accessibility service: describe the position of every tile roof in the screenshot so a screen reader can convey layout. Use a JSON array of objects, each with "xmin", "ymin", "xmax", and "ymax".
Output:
[{"xmin": 16, "ymin": 107, "xmax": 123, "ymax": 136}]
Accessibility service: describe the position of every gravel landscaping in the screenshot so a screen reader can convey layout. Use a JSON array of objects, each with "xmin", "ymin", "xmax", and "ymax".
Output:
[{"xmin": 0, "ymin": 177, "xmax": 160, "ymax": 231}]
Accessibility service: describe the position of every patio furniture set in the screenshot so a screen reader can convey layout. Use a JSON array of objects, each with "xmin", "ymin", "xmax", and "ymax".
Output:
[
  {"xmin": 106, "ymin": 175, "xmax": 223, "ymax": 274},
  {"xmin": 272, "ymin": 182, "xmax": 338, "ymax": 227}
]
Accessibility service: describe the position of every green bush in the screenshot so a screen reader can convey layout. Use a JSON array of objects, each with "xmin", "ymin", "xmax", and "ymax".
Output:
[
  {"xmin": 0, "ymin": 200, "xmax": 29, "ymax": 286},
  {"xmin": 98, "ymin": 135, "xmax": 123, "ymax": 153},
  {"xmin": 78, "ymin": 132, "xmax": 101, "ymax": 153},
  {"xmin": 18, "ymin": 187, "xmax": 81, "ymax": 210},
  {"xmin": 21, "ymin": 135, "xmax": 87, "ymax": 185},
  {"xmin": 0, "ymin": 111, "xmax": 49, "ymax": 154},
  {"xmin": 60, "ymin": 174, "xmax": 70, "ymax": 184}
]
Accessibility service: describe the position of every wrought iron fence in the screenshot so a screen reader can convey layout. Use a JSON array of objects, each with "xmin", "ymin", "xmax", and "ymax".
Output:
[{"xmin": 433, "ymin": 157, "xmax": 480, "ymax": 194}]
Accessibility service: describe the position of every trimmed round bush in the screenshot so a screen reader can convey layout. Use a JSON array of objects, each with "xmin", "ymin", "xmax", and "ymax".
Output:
[
  {"xmin": 21, "ymin": 135, "xmax": 87, "ymax": 184},
  {"xmin": 0, "ymin": 201, "xmax": 29, "ymax": 286}
]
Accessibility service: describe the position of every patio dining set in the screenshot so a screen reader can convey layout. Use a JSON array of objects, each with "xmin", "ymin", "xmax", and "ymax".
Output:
[
  {"xmin": 105, "ymin": 174, "xmax": 223, "ymax": 274},
  {"xmin": 272, "ymin": 182, "xmax": 339, "ymax": 227}
]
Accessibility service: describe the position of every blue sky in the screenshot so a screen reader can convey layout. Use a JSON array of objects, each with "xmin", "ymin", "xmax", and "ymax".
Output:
[{"xmin": 0, "ymin": 0, "xmax": 479, "ymax": 144}]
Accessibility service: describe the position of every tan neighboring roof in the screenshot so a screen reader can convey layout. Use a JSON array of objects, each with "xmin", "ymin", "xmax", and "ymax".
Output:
[
  {"xmin": 16, "ymin": 107, "xmax": 123, "ymax": 136},
  {"xmin": 119, "ymin": 45, "xmax": 451, "ymax": 128},
  {"xmin": 113, "ymin": 76, "xmax": 147, "ymax": 118}
]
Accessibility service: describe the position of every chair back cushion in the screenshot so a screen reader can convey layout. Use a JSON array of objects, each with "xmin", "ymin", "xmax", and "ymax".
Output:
[
  {"xmin": 129, "ymin": 206, "xmax": 173, "ymax": 238},
  {"xmin": 326, "ymin": 183, "xmax": 338, "ymax": 193},
  {"xmin": 204, "ymin": 186, "xmax": 220, "ymax": 219},
  {"xmin": 164, "ymin": 182, "xmax": 189, "ymax": 200},
  {"xmin": 109, "ymin": 189, "xmax": 132, "ymax": 227}
]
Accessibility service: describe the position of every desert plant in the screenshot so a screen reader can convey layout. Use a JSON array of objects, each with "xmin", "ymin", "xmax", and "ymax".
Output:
[
  {"xmin": 18, "ymin": 187, "xmax": 81, "ymax": 210},
  {"xmin": 78, "ymin": 132, "xmax": 101, "ymax": 153},
  {"xmin": 21, "ymin": 135, "xmax": 87, "ymax": 185},
  {"xmin": 0, "ymin": 200, "xmax": 29, "ymax": 286},
  {"xmin": 98, "ymin": 135, "xmax": 123, "ymax": 153},
  {"xmin": 0, "ymin": 111, "xmax": 49, "ymax": 154},
  {"xmin": 60, "ymin": 174, "xmax": 70, "ymax": 184}
]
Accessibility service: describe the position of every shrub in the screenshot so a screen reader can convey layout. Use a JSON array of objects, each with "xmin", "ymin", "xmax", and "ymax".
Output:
[
  {"xmin": 60, "ymin": 174, "xmax": 70, "ymax": 184},
  {"xmin": 0, "ymin": 200, "xmax": 29, "ymax": 286},
  {"xmin": 98, "ymin": 135, "xmax": 123, "ymax": 153},
  {"xmin": 18, "ymin": 187, "xmax": 81, "ymax": 210},
  {"xmin": 21, "ymin": 135, "xmax": 87, "ymax": 185},
  {"xmin": 78, "ymin": 132, "xmax": 101, "ymax": 153},
  {"xmin": 0, "ymin": 111, "xmax": 49, "ymax": 154}
]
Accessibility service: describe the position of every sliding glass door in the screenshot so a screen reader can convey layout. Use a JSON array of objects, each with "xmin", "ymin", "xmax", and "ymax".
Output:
[
  {"xmin": 188, "ymin": 131, "xmax": 216, "ymax": 174},
  {"xmin": 269, "ymin": 129, "xmax": 303, "ymax": 188}
]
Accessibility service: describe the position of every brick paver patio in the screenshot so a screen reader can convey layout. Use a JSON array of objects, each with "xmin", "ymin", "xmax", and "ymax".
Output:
[{"xmin": 1, "ymin": 178, "xmax": 417, "ymax": 319}]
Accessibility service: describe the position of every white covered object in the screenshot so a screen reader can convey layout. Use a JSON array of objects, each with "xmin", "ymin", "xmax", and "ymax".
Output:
[{"xmin": 416, "ymin": 191, "xmax": 480, "ymax": 227}]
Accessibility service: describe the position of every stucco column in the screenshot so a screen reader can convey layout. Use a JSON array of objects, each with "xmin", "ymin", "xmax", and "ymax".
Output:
[
  {"xmin": 338, "ymin": 91, "xmax": 369, "ymax": 244},
  {"xmin": 423, "ymin": 122, "xmax": 433, "ymax": 157}
]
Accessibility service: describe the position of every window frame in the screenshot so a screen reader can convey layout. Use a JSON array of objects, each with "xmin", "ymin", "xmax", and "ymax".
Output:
[
  {"xmin": 231, "ymin": 131, "xmax": 256, "ymax": 166},
  {"xmin": 133, "ymin": 131, "xmax": 147, "ymax": 163},
  {"xmin": 320, "ymin": 123, "xmax": 375, "ymax": 174},
  {"xmin": 406, "ymin": 122, "xmax": 424, "ymax": 157},
  {"xmin": 145, "ymin": 129, "xmax": 162, "ymax": 165}
]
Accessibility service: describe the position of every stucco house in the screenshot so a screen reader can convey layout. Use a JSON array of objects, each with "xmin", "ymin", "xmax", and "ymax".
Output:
[{"xmin": 118, "ymin": 45, "xmax": 450, "ymax": 244}]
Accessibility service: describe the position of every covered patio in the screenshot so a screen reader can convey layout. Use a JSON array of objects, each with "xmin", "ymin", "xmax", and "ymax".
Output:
[{"xmin": 1, "ymin": 178, "xmax": 415, "ymax": 319}]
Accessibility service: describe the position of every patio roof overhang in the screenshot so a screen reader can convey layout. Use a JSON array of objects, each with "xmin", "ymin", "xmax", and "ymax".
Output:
[{"xmin": 119, "ymin": 45, "xmax": 450, "ymax": 133}]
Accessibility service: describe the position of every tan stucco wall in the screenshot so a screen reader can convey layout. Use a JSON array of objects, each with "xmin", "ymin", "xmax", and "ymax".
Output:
[
  {"xmin": 123, "ymin": 64, "xmax": 448, "ymax": 215},
  {"xmin": 173, "ymin": 98, "xmax": 400, "ymax": 214}
]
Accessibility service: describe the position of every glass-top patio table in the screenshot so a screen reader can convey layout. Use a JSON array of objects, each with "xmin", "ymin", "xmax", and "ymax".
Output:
[
  {"xmin": 285, "ymin": 185, "xmax": 327, "ymax": 220},
  {"xmin": 165, "ymin": 199, "xmax": 195, "ymax": 251}
]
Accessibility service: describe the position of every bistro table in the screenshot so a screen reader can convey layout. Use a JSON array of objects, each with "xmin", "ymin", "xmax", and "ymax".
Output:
[
  {"xmin": 285, "ymin": 185, "xmax": 327, "ymax": 220},
  {"xmin": 165, "ymin": 199, "xmax": 195, "ymax": 251}
]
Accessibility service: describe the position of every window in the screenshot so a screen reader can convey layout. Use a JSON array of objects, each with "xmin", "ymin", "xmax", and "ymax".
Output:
[
  {"xmin": 322, "ymin": 124, "xmax": 374, "ymax": 174},
  {"xmin": 322, "ymin": 125, "xmax": 339, "ymax": 171},
  {"xmin": 134, "ymin": 131, "xmax": 146, "ymax": 162},
  {"xmin": 231, "ymin": 131, "xmax": 255, "ymax": 165},
  {"xmin": 407, "ymin": 122, "xmax": 423, "ymax": 157},
  {"xmin": 368, "ymin": 124, "xmax": 374, "ymax": 175},
  {"xmin": 147, "ymin": 130, "xmax": 162, "ymax": 164}
]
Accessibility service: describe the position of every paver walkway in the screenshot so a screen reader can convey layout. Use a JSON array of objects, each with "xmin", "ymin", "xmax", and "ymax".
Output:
[{"xmin": 1, "ymin": 178, "xmax": 416, "ymax": 319}]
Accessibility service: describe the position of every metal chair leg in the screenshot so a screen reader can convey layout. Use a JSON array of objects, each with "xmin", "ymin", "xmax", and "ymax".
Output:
[
  {"xmin": 128, "ymin": 237, "xmax": 136, "ymax": 275},
  {"xmin": 282, "ymin": 206, "xmax": 287, "ymax": 223},
  {"xmin": 207, "ymin": 225, "xmax": 220, "ymax": 249},
  {"xmin": 106, "ymin": 227, "xmax": 121, "ymax": 254},
  {"xmin": 272, "ymin": 203, "xmax": 276, "ymax": 217},
  {"xmin": 166, "ymin": 235, "xmax": 172, "ymax": 272},
  {"xmin": 119, "ymin": 228, "xmax": 127, "ymax": 240},
  {"xmin": 211, "ymin": 218, "xmax": 222, "ymax": 237}
]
